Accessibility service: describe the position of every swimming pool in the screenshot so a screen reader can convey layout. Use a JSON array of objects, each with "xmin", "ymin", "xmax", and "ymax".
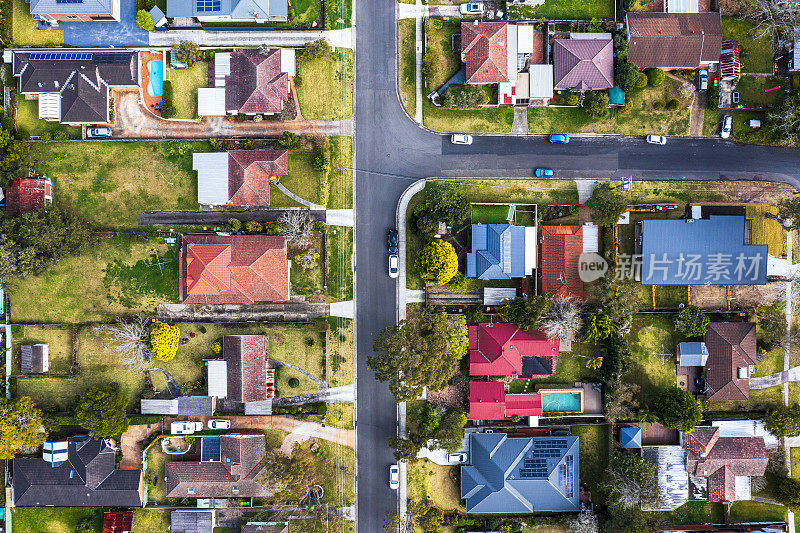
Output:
[
  {"xmin": 147, "ymin": 59, "xmax": 164, "ymax": 98},
  {"xmin": 541, "ymin": 391, "xmax": 582, "ymax": 412}
]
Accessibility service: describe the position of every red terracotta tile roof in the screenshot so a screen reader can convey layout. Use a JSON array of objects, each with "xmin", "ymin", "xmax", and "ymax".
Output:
[
  {"xmin": 461, "ymin": 22, "xmax": 509, "ymax": 84},
  {"xmin": 224, "ymin": 335, "xmax": 267, "ymax": 403},
  {"xmin": 5, "ymin": 178, "xmax": 53, "ymax": 215},
  {"xmin": 704, "ymin": 322, "xmax": 757, "ymax": 402},
  {"xmin": 627, "ymin": 12, "xmax": 723, "ymax": 69},
  {"xmin": 468, "ymin": 381, "xmax": 542, "ymax": 420},
  {"xmin": 469, "ymin": 323, "xmax": 559, "ymax": 376},
  {"xmin": 227, "ymin": 150, "xmax": 288, "ymax": 206},
  {"xmin": 102, "ymin": 512, "xmax": 133, "ymax": 533},
  {"xmin": 226, "ymin": 49, "xmax": 289, "ymax": 114},
  {"xmin": 181, "ymin": 234, "xmax": 289, "ymax": 304},
  {"xmin": 553, "ymin": 38, "xmax": 614, "ymax": 90},
  {"xmin": 504, "ymin": 393, "xmax": 543, "ymax": 417},
  {"xmin": 540, "ymin": 225, "xmax": 584, "ymax": 300}
]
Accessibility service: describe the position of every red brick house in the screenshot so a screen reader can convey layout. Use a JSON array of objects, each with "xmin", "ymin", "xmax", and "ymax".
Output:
[
  {"xmin": 704, "ymin": 322, "xmax": 757, "ymax": 402},
  {"xmin": 180, "ymin": 234, "xmax": 290, "ymax": 304},
  {"xmin": 468, "ymin": 381, "xmax": 542, "ymax": 420},
  {"xmin": 226, "ymin": 49, "xmax": 290, "ymax": 115},
  {"xmin": 540, "ymin": 225, "xmax": 584, "ymax": 300},
  {"xmin": 223, "ymin": 335, "xmax": 267, "ymax": 403},
  {"xmin": 469, "ymin": 323, "xmax": 559, "ymax": 377},
  {"xmin": 461, "ymin": 21, "xmax": 509, "ymax": 84},
  {"xmin": 193, "ymin": 149, "xmax": 289, "ymax": 206},
  {"xmin": 6, "ymin": 178, "xmax": 53, "ymax": 215}
]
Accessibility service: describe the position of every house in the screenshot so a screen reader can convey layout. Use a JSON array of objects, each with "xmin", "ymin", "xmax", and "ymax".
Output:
[
  {"xmin": 11, "ymin": 51, "xmax": 139, "ymax": 125},
  {"xmin": 165, "ymin": 433, "xmax": 269, "ymax": 498},
  {"xmin": 140, "ymin": 396, "xmax": 216, "ymax": 416},
  {"xmin": 193, "ymin": 150, "xmax": 288, "ymax": 206},
  {"xmin": 540, "ymin": 225, "xmax": 584, "ymax": 300},
  {"xmin": 29, "ymin": 0, "xmax": 120, "ymax": 24},
  {"xmin": 461, "ymin": 433, "xmax": 579, "ymax": 513},
  {"xmin": 465, "ymin": 224, "xmax": 537, "ymax": 279},
  {"xmin": 469, "ymin": 323, "xmax": 559, "ymax": 377},
  {"xmin": 13, "ymin": 436, "xmax": 143, "ymax": 507},
  {"xmin": 206, "ymin": 335, "xmax": 269, "ymax": 403},
  {"xmin": 171, "ymin": 510, "xmax": 214, "ymax": 533},
  {"xmin": 179, "ymin": 234, "xmax": 290, "ymax": 304},
  {"xmin": 683, "ymin": 426, "xmax": 768, "ymax": 502},
  {"xmin": 640, "ymin": 216, "xmax": 767, "ymax": 285},
  {"xmin": 704, "ymin": 322, "xmax": 757, "ymax": 402},
  {"xmin": 641, "ymin": 445, "xmax": 689, "ymax": 511},
  {"xmin": 462, "ymin": 21, "xmax": 509, "ymax": 84},
  {"xmin": 102, "ymin": 512, "xmax": 133, "ymax": 533},
  {"xmin": 553, "ymin": 35, "xmax": 614, "ymax": 91},
  {"xmin": 468, "ymin": 382, "xmax": 543, "ymax": 421},
  {"xmin": 626, "ymin": 13, "xmax": 723, "ymax": 70},
  {"xmin": 20, "ymin": 344, "xmax": 49, "ymax": 374},
  {"xmin": 198, "ymin": 49, "xmax": 295, "ymax": 117},
  {"xmin": 166, "ymin": 0, "xmax": 287, "ymax": 22},
  {"xmin": 6, "ymin": 178, "xmax": 53, "ymax": 215}
]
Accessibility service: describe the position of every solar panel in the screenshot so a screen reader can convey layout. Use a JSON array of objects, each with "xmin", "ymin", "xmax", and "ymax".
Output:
[
  {"xmin": 195, "ymin": 0, "xmax": 221, "ymax": 12},
  {"xmin": 93, "ymin": 53, "xmax": 130, "ymax": 64},
  {"xmin": 29, "ymin": 52, "xmax": 93, "ymax": 61},
  {"xmin": 55, "ymin": 0, "xmax": 84, "ymax": 4}
]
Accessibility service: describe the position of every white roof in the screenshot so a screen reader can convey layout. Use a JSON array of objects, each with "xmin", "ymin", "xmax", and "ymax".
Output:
[
  {"xmin": 569, "ymin": 32, "xmax": 612, "ymax": 40},
  {"xmin": 712, "ymin": 420, "xmax": 780, "ymax": 447},
  {"xmin": 528, "ymin": 64, "xmax": 554, "ymax": 99},
  {"xmin": 193, "ymin": 152, "xmax": 230, "ymax": 205},
  {"xmin": 43, "ymin": 440, "xmax": 69, "ymax": 465},
  {"xmin": 197, "ymin": 87, "xmax": 227, "ymax": 116},
  {"xmin": 691, "ymin": 205, "xmax": 702, "ymax": 219},
  {"xmin": 214, "ymin": 52, "xmax": 231, "ymax": 86},
  {"xmin": 506, "ymin": 24, "xmax": 518, "ymax": 82},
  {"xmin": 280, "ymin": 48, "xmax": 296, "ymax": 77},
  {"xmin": 38, "ymin": 93, "xmax": 60, "ymax": 120},
  {"xmin": 207, "ymin": 360, "xmax": 228, "ymax": 398},
  {"xmin": 582, "ymin": 223, "xmax": 599, "ymax": 254},
  {"xmin": 734, "ymin": 475, "xmax": 752, "ymax": 501},
  {"xmin": 484, "ymin": 287, "xmax": 518, "ymax": 305},
  {"xmin": 665, "ymin": 0, "xmax": 699, "ymax": 12},
  {"xmin": 524, "ymin": 225, "xmax": 537, "ymax": 275},
  {"xmin": 516, "ymin": 24, "xmax": 534, "ymax": 54},
  {"xmin": 140, "ymin": 398, "xmax": 179, "ymax": 415}
]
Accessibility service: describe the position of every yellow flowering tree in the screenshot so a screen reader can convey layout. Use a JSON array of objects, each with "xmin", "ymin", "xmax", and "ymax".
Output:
[
  {"xmin": 415, "ymin": 240, "xmax": 459, "ymax": 285},
  {"xmin": 150, "ymin": 322, "xmax": 180, "ymax": 362}
]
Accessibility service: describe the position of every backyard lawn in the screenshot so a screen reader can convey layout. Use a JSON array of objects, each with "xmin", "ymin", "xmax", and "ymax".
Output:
[
  {"xmin": 627, "ymin": 315, "xmax": 679, "ymax": 403},
  {"xmin": 11, "ymin": 507, "xmax": 100, "ymax": 533},
  {"xmin": 271, "ymin": 153, "xmax": 322, "ymax": 207},
  {"xmin": 408, "ymin": 459, "xmax": 465, "ymax": 513},
  {"xmin": 7, "ymin": 236, "xmax": 179, "ymax": 323},
  {"xmin": 12, "ymin": 0, "xmax": 63, "ymax": 46},
  {"xmin": 296, "ymin": 50, "xmax": 353, "ymax": 120},
  {"xmin": 15, "ymin": 97, "xmax": 80, "ymax": 138},
  {"xmin": 729, "ymin": 500, "xmax": 786, "ymax": 523},
  {"xmin": 507, "ymin": 0, "xmax": 613, "ymax": 19},
  {"xmin": 721, "ymin": 17, "xmax": 773, "ymax": 74},
  {"xmin": 666, "ymin": 501, "xmax": 725, "ymax": 525},
  {"xmin": 132, "ymin": 509, "xmax": 171, "ymax": 533},
  {"xmin": 34, "ymin": 141, "xmax": 204, "ymax": 227},
  {"xmin": 398, "ymin": 19, "xmax": 416, "ymax": 118},
  {"xmin": 326, "ymin": 135, "xmax": 353, "ymax": 209},
  {"xmin": 168, "ymin": 61, "xmax": 209, "ymax": 119},
  {"xmin": 734, "ymin": 76, "xmax": 789, "ymax": 108},
  {"xmin": 11, "ymin": 325, "xmax": 73, "ymax": 374},
  {"xmin": 571, "ymin": 424, "xmax": 609, "ymax": 504}
]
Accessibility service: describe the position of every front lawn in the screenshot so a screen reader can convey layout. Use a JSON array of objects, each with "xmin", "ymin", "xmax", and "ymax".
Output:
[
  {"xmin": 168, "ymin": 61, "xmax": 210, "ymax": 119},
  {"xmin": 15, "ymin": 96, "xmax": 80, "ymax": 139},
  {"xmin": 327, "ymin": 226, "xmax": 353, "ymax": 300},
  {"xmin": 271, "ymin": 153, "xmax": 322, "ymax": 207},
  {"xmin": 296, "ymin": 50, "xmax": 353, "ymax": 120},
  {"xmin": 721, "ymin": 17, "xmax": 773, "ymax": 74},
  {"xmin": 729, "ymin": 500, "xmax": 786, "ymax": 523},
  {"xmin": 11, "ymin": 507, "xmax": 100, "ymax": 533},
  {"xmin": 571, "ymin": 424, "xmax": 609, "ymax": 504},
  {"xmin": 507, "ymin": 0, "xmax": 613, "ymax": 20},
  {"xmin": 326, "ymin": 319, "xmax": 354, "ymax": 387},
  {"xmin": 289, "ymin": 233, "xmax": 325, "ymax": 296},
  {"xmin": 7, "ymin": 236, "xmax": 179, "ymax": 323},
  {"xmin": 11, "ymin": 325, "xmax": 73, "ymax": 374},
  {"xmin": 703, "ymin": 108, "xmax": 720, "ymax": 137},
  {"xmin": 423, "ymin": 20, "xmax": 461, "ymax": 92},
  {"xmin": 627, "ymin": 314, "xmax": 679, "ymax": 404},
  {"xmin": 408, "ymin": 459, "xmax": 465, "ymax": 512},
  {"xmin": 325, "ymin": 0, "xmax": 351, "ymax": 29},
  {"xmin": 424, "ymin": 100, "xmax": 515, "ymax": 133},
  {"xmin": 398, "ymin": 19, "xmax": 417, "ymax": 118},
  {"xmin": 326, "ymin": 135, "xmax": 353, "ymax": 209},
  {"xmin": 12, "ymin": 0, "xmax": 63, "ymax": 46},
  {"xmin": 734, "ymin": 76, "xmax": 789, "ymax": 108},
  {"xmin": 34, "ymin": 141, "xmax": 204, "ymax": 227}
]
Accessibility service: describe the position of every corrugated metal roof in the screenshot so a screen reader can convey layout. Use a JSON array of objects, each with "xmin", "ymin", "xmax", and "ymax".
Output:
[
  {"xmin": 197, "ymin": 87, "xmax": 227, "ymax": 117},
  {"xmin": 528, "ymin": 64, "xmax": 553, "ymax": 100},
  {"xmin": 642, "ymin": 445, "xmax": 689, "ymax": 511},
  {"xmin": 484, "ymin": 287, "xmax": 517, "ymax": 305},
  {"xmin": 207, "ymin": 360, "xmax": 228, "ymax": 398},
  {"xmin": 678, "ymin": 342, "xmax": 709, "ymax": 366},
  {"xmin": 38, "ymin": 93, "xmax": 60, "ymax": 120},
  {"xmin": 171, "ymin": 510, "xmax": 214, "ymax": 533},
  {"xmin": 193, "ymin": 152, "xmax": 229, "ymax": 205}
]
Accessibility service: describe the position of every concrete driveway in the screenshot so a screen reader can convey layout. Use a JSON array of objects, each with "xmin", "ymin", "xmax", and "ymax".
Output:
[
  {"xmin": 112, "ymin": 90, "xmax": 352, "ymax": 139},
  {"xmin": 60, "ymin": 0, "xmax": 148, "ymax": 46}
]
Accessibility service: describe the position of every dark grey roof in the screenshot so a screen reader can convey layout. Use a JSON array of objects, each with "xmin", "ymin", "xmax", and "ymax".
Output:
[
  {"xmin": 20, "ymin": 344, "xmax": 48, "ymax": 373},
  {"xmin": 29, "ymin": 0, "xmax": 114, "ymax": 15},
  {"xmin": 171, "ymin": 510, "xmax": 214, "ymax": 533},
  {"xmin": 140, "ymin": 396, "xmax": 215, "ymax": 416},
  {"xmin": 461, "ymin": 433, "xmax": 579, "ymax": 513},
  {"xmin": 521, "ymin": 356, "xmax": 552, "ymax": 378},
  {"xmin": 13, "ymin": 436, "xmax": 142, "ymax": 507}
]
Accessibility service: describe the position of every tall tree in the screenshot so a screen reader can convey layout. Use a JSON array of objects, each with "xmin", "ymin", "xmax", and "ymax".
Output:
[
  {"xmin": 745, "ymin": 0, "xmax": 800, "ymax": 39},
  {"xmin": 430, "ymin": 409, "xmax": 468, "ymax": 453},
  {"xmin": 764, "ymin": 404, "xmax": 800, "ymax": 438},
  {"xmin": 778, "ymin": 194, "xmax": 800, "ymax": 229},
  {"xmin": 568, "ymin": 510, "xmax": 600, "ymax": 533},
  {"xmin": 604, "ymin": 452, "xmax": 662, "ymax": 510},
  {"xmin": 260, "ymin": 442, "xmax": 318, "ymax": 500},
  {"xmin": 674, "ymin": 305, "xmax": 709, "ymax": 338},
  {"xmin": 102, "ymin": 316, "xmax": 154, "ymax": 371},
  {"xmin": 171, "ymin": 40, "xmax": 200, "ymax": 65},
  {"xmin": 595, "ymin": 274, "xmax": 640, "ymax": 321},
  {"xmin": 415, "ymin": 240, "xmax": 459, "ymax": 285},
  {"xmin": 768, "ymin": 92, "xmax": 800, "ymax": 145},
  {"xmin": 421, "ymin": 181, "xmax": 469, "ymax": 226},
  {"xmin": 604, "ymin": 377, "xmax": 640, "ymax": 423},
  {"xmin": 369, "ymin": 310, "xmax": 468, "ymax": 401},
  {"xmin": 598, "ymin": 335, "xmax": 631, "ymax": 382},
  {"xmin": 497, "ymin": 294, "xmax": 551, "ymax": 331},
  {"xmin": 581, "ymin": 309, "xmax": 615, "ymax": 343},
  {"xmin": 0, "ymin": 396, "xmax": 47, "ymax": 459},
  {"xmin": 653, "ymin": 387, "xmax": 702, "ymax": 432},
  {"xmin": 279, "ymin": 210, "xmax": 314, "ymax": 248},
  {"xmin": 588, "ymin": 183, "xmax": 628, "ymax": 227},
  {"xmin": 541, "ymin": 295, "xmax": 581, "ymax": 342},
  {"xmin": 74, "ymin": 385, "xmax": 129, "ymax": 438}
]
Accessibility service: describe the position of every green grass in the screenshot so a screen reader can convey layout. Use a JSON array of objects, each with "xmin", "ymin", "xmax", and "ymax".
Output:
[
  {"xmin": 11, "ymin": 325, "xmax": 73, "ymax": 374},
  {"xmin": 571, "ymin": 424, "xmax": 609, "ymax": 504},
  {"xmin": 34, "ymin": 141, "xmax": 205, "ymax": 227},
  {"xmin": 703, "ymin": 108, "xmax": 720, "ymax": 137},
  {"xmin": 272, "ymin": 153, "xmax": 322, "ymax": 206},
  {"xmin": 7, "ymin": 236, "xmax": 179, "ymax": 323},
  {"xmin": 729, "ymin": 500, "xmax": 786, "ymax": 523},
  {"xmin": 734, "ymin": 76, "xmax": 789, "ymax": 108},
  {"xmin": 399, "ymin": 19, "xmax": 417, "ymax": 118},
  {"xmin": 327, "ymin": 226, "xmax": 353, "ymax": 300},
  {"xmin": 665, "ymin": 501, "xmax": 725, "ymax": 525},
  {"xmin": 507, "ymin": 0, "xmax": 613, "ymax": 19},
  {"xmin": 424, "ymin": 20, "xmax": 460, "ymax": 92},
  {"xmin": 627, "ymin": 315, "xmax": 679, "ymax": 404},
  {"xmin": 296, "ymin": 50, "xmax": 353, "ymax": 120},
  {"xmin": 325, "ymin": 319, "xmax": 354, "ymax": 387},
  {"xmin": 424, "ymin": 99, "xmax": 514, "ymax": 133},
  {"xmin": 324, "ymin": 0, "xmax": 351, "ymax": 29},
  {"xmin": 12, "ymin": 0, "xmax": 63, "ymax": 46},
  {"xmin": 471, "ymin": 204, "xmax": 514, "ymax": 224},
  {"xmin": 407, "ymin": 459, "xmax": 466, "ymax": 512},
  {"xmin": 15, "ymin": 97, "xmax": 81, "ymax": 138},
  {"xmin": 289, "ymin": 234, "xmax": 325, "ymax": 296},
  {"xmin": 753, "ymin": 347, "xmax": 783, "ymax": 378},
  {"xmin": 721, "ymin": 17, "xmax": 773, "ymax": 74},
  {"xmin": 290, "ymin": 0, "xmax": 321, "ymax": 25},
  {"xmin": 168, "ymin": 62, "xmax": 210, "ymax": 119},
  {"xmin": 326, "ymin": 136, "xmax": 352, "ymax": 209},
  {"xmin": 132, "ymin": 509, "xmax": 171, "ymax": 533},
  {"xmin": 11, "ymin": 507, "xmax": 100, "ymax": 533}
]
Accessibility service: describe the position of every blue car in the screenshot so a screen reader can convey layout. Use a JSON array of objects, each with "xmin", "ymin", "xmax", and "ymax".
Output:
[
  {"xmin": 548, "ymin": 134, "xmax": 570, "ymax": 144},
  {"xmin": 535, "ymin": 168, "xmax": 554, "ymax": 177}
]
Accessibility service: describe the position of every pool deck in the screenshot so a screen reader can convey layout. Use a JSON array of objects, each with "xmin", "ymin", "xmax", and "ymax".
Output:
[
  {"xmin": 536, "ymin": 383, "xmax": 603, "ymax": 416},
  {"xmin": 140, "ymin": 51, "xmax": 163, "ymax": 117}
]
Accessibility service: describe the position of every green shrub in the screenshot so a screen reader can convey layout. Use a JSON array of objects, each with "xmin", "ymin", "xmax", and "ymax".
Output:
[
  {"xmin": 647, "ymin": 68, "xmax": 665, "ymax": 87},
  {"xmin": 161, "ymin": 81, "xmax": 175, "ymax": 118},
  {"xmin": 288, "ymin": 377, "xmax": 300, "ymax": 388},
  {"xmin": 226, "ymin": 217, "xmax": 242, "ymax": 233},
  {"xmin": 565, "ymin": 92, "xmax": 580, "ymax": 106},
  {"xmin": 441, "ymin": 84, "xmax": 486, "ymax": 108},
  {"xmin": 653, "ymin": 100, "xmax": 665, "ymax": 110},
  {"xmin": 665, "ymin": 98, "xmax": 679, "ymax": 110},
  {"xmin": 635, "ymin": 72, "xmax": 648, "ymax": 89},
  {"xmin": 615, "ymin": 62, "xmax": 640, "ymax": 92},
  {"xmin": 136, "ymin": 9, "xmax": 155, "ymax": 32},
  {"xmin": 618, "ymin": 97, "xmax": 635, "ymax": 114}
]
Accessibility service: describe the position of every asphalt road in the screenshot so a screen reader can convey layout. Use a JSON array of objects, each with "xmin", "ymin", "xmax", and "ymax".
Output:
[{"xmin": 353, "ymin": 1, "xmax": 800, "ymax": 532}]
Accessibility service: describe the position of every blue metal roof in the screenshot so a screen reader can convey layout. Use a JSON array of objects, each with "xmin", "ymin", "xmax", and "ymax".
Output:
[
  {"xmin": 641, "ymin": 216, "xmax": 767, "ymax": 285},
  {"xmin": 466, "ymin": 224, "xmax": 526, "ymax": 279},
  {"xmin": 461, "ymin": 433, "xmax": 580, "ymax": 513},
  {"xmin": 620, "ymin": 427, "xmax": 642, "ymax": 449}
]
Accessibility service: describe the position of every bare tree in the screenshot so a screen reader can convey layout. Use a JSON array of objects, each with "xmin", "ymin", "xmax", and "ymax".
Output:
[
  {"xmin": 98, "ymin": 317, "xmax": 153, "ymax": 371},
  {"xmin": 604, "ymin": 377, "xmax": 641, "ymax": 423},
  {"xmin": 745, "ymin": 0, "xmax": 800, "ymax": 39},
  {"xmin": 768, "ymin": 93, "xmax": 800, "ymax": 145},
  {"xmin": 567, "ymin": 511, "xmax": 599, "ymax": 533},
  {"xmin": 280, "ymin": 211, "xmax": 314, "ymax": 248},
  {"xmin": 540, "ymin": 295, "xmax": 581, "ymax": 342}
]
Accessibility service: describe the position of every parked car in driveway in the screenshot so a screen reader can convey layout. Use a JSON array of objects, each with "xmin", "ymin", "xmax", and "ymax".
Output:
[
  {"xmin": 171, "ymin": 421, "xmax": 203, "ymax": 435},
  {"xmin": 535, "ymin": 168, "xmax": 554, "ymax": 177},
  {"xmin": 448, "ymin": 452, "xmax": 468, "ymax": 463},
  {"xmin": 548, "ymin": 134, "xmax": 570, "ymax": 144},
  {"xmin": 388, "ymin": 229, "xmax": 398, "ymax": 254},
  {"xmin": 698, "ymin": 69, "xmax": 708, "ymax": 91},
  {"xmin": 389, "ymin": 254, "xmax": 399, "ymax": 278},
  {"xmin": 720, "ymin": 115, "xmax": 732, "ymax": 139},
  {"xmin": 207, "ymin": 419, "xmax": 231, "ymax": 430},
  {"xmin": 389, "ymin": 464, "xmax": 400, "ymax": 489},
  {"xmin": 459, "ymin": 2, "xmax": 485, "ymax": 14},
  {"xmin": 646, "ymin": 135, "xmax": 667, "ymax": 145},
  {"xmin": 451, "ymin": 134, "xmax": 473, "ymax": 145},
  {"xmin": 87, "ymin": 127, "xmax": 112, "ymax": 138}
]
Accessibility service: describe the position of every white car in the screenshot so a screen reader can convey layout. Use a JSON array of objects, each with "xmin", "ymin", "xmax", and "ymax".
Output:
[
  {"xmin": 207, "ymin": 419, "xmax": 231, "ymax": 430},
  {"xmin": 171, "ymin": 421, "xmax": 203, "ymax": 435},
  {"xmin": 646, "ymin": 135, "xmax": 666, "ymax": 145},
  {"xmin": 448, "ymin": 452, "xmax": 468, "ymax": 463},
  {"xmin": 720, "ymin": 115, "xmax": 732, "ymax": 139},
  {"xmin": 697, "ymin": 69, "xmax": 708, "ymax": 92},
  {"xmin": 86, "ymin": 127, "xmax": 112, "ymax": 138},
  {"xmin": 388, "ymin": 254, "xmax": 399, "ymax": 278},
  {"xmin": 459, "ymin": 2, "xmax": 485, "ymax": 14},
  {"xmin": 451, "ymin": 134, "xmax": 473, "ymax": 145},
  {"xmin": 389, "ymin": 464, "xmax": 400, "ymax": 489}
]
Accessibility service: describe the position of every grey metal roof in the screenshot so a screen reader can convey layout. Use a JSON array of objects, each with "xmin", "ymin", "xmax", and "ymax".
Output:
[
  {"xmin": 166, "ymin": 0, "xmax": 286, "ymax": 18},
  {"xmin": 642, "ymin": 445, "xmax": 688, "ymax": 511},
  {"xmin": 171, "ymin": 510, "xmax": 214, "ymax": 533},
  {"xmin": 678, "ymin": 342, "xmax": 709, "ymax": 367},
  {"xmin": 466, "ymin": 224, "xmax": 527, "ymax": 279},
  {"xmin": 193, "ymin": 152, "xmax": 229, "ymax": 205},
  {"xmin": 641, "ymin": 216, "xmax": 767, "ymax": 286},
  {"xmin": 21, "ymin": 344, "xmax": 48, "ymax": 373},
  {"xmin": 461, "ymin": 433, "xmax": 579, "ymax": 513},
  {"xmin": 30, "ymin": 0, "xmax": 114, "ymax": 16},
  {"xmin": 140, "ymin": 396, "xmax": 214, "ymax": 415}
]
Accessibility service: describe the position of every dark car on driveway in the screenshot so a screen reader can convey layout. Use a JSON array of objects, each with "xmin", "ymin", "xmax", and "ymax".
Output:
[{"xmin": 388, "ymin": 229, "xmax": 398, "ymax": 253}]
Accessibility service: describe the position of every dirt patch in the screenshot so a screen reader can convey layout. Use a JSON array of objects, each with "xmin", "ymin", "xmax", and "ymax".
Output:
[
  {"xmin": 731, "ymin": 282, "xmax": 783, "ymax": 309},
  {"xmin": 690, "ymin": 285, "xmax": 727, "ymax": 310},
  {"xmin": 427, "ymin": 372, "xmax": 468, "ymax": 411},
  {"xmin": 120, "ymin": 423, "xmax": 162, "ymax": 469}
]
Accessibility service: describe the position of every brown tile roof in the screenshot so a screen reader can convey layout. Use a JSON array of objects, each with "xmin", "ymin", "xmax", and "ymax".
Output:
[
  {"xmin": 540, "ymin": 225, "xmax": 583, "ymax": 300},
  {"xmin": 553, "ymin": 38, "xmax": 614, "ymax": 90},
  {"xmin": 166, "ymin": 434, "xmax": 268, "ymax": 498},
  {"xmin": 180, "ymin": 234, "xmax": 289, "ymax": 304},
  {"xmin": 227, "ymin": 150, "xmax": 288, "ymax": 206},
  {"xmin": 223, "ymin": 335, "xmax": 267, "ymax": 403},
  {"xmin": 627, "ymin": 12, "xmax": 723, "ymax": 69},
  {"xmin": 102, "ymin": 512, "xmax": 133, "ymax": 533},
  {"xmin": 704, "ymin": 322, "xmax": 757, "ymax": 402},
  {"xmin": 226, "ymin": 49, "xmax": 289, "ymax": 114},
  {"xmin": 6, "ymin": 178, "xmax": 53, "ymax": 215},
  {"xmin": 461, "ymin": 21, "xmax": 509, "ymax": 84},
  {"xmin": 530, "ymin": 31, "xmax": 544, "ymax": 65}
]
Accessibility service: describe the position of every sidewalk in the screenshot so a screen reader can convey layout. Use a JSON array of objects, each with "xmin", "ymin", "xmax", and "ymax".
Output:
[{"xmin": 148, "ymin": 28, "xmax": 353, "ymax": 48}]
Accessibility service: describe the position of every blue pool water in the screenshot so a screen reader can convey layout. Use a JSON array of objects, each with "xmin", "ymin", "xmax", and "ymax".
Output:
[
  {"xmin": 147, "ymin": 60, "xmax": 164, "ymax": 98},
  {"xmin": 541, "ymin": 391, "xmax": 582, "ymax": 412}
]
